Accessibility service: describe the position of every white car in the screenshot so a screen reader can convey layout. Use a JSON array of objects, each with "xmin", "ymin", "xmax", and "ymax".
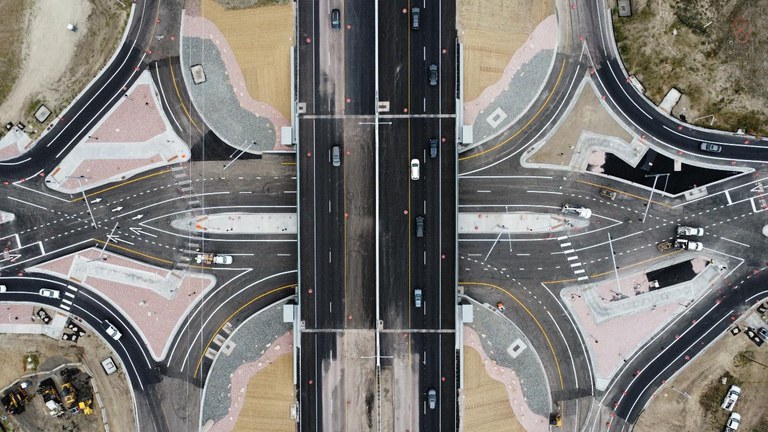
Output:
[
  {"xmin": 677, "ymin": 226, "xmax": 704, "ymax": 236},
  {"xmin": 410, "ymin": 159, "xmax": 420, "ymax": 180},
  {"xmin": 726, "ymin": 412, "xmax": 741, "ymax": 430},
  {"xmin": 676, "ymin": 239, "xmax": 703, "ymax": 251},
  {"xmin": 214, "ymin": 255, "xmax": 233, "ymax": 265},
  {"xmin": 104, "ymin": 321, "xmax": 122, "ymax": 341},
  {"xmin": 721, "ymin": 385, "xmax": 741, "ymax": 411},
  {"xmin": 561, "ymin": 204, "xmax": 592, "ymax": 219},
  {"xmin": 39, "ymin": 288, "xmax": 60, "ymax": 299},
  {"xmin": 0, "ymin": 285, "xmax": 6, "ymax": 293}
]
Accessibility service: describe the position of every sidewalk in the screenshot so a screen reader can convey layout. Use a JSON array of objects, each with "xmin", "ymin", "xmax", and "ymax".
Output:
[
  {"xmin": 458, "ymin": 211, "xmax": 588, "ymax": 234},
  {"xmin": 45, "ymin": 71, "xmax": 189, "ymax": 194}
]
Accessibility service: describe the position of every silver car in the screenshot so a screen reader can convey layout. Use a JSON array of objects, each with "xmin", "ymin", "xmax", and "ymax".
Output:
[
  {"xmin": 427, "ymin": 388, "xmax": 437, "ymax": 409},
  {"xmin": 700, "ymin": 142, "xmax": 722, "ymax": 153},
  {"xmin": 428, "ymin": 64, "xmax": 438, "ymax": 86}
]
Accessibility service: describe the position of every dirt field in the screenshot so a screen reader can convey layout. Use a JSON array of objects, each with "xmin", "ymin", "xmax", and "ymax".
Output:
[
  {"xmin": 457, "ymin": 0, "xmax": 553, "ymax": 102},
  {"xmin": 232, "ymin": 353, "xmax": 295, "ymax": 432},
  {"xmin": 0, "ymin": 1, "xmax": 32, "ymax": 109},
  {"xmin": 612, "ymin": 0, "xmax": 768, "ymax": 135},
  {"xmin": 201, "ymin": 0, "xmax": 294, "ymax": 120},
  {"xmin": 0, "ymin": 0, "xmax": 129, "ymax": 134},
  {"xmin": 462, "ymin": 347, "xmax": 524, "ymax": 432},
  {"xmin": 528, "ymin": 82, "xmax": 633, "ymax": 165},
  {"xmin": 635, "ymin": 325, "xmax": 768, "ymax": 432},
  {"xmin": 0, "ymin": 331, "xmax": 135, "ymax": 432},
  {"xmin": 212, "ymin": 0, "xmax": 290, "ymax": 10}
]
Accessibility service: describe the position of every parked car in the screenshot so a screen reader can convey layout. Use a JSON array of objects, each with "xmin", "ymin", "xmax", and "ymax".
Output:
[
  {"xmin": 39, "ymin": 288, "xmax": 60, "ymax": 299},
  {"xmin": 721, "ymin": 385, "xmax": 741, "ymax": 411},
  {"xmin": 101, "ymin": 357, "xmax": 118, "ymax": 375},
  {"xmin": 757, "ymin": 327, "xmax": 768, "ymax": 341},
  {"xmin": 700, "ymin": 142, "xmax": 722, "ymax": 153},
  {"xmin": 726, "ymin": 412, "xmax": 741, "ymax": 431},
  {"xmin": 36, "ymin": 309, "xmax": 52, "ymax": 324}
]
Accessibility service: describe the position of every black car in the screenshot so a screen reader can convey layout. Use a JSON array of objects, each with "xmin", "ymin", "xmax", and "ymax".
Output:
[
  {"xmin": 428, "ymin": 64, "xmax": 438, "ymax": 86},
  {"xmin": 331, "ymin": 9, "xmax": 341, "ymax": 31},
  {"xmin": 36, "ymin": 309, "xmax": 51, "ymax": 324}
]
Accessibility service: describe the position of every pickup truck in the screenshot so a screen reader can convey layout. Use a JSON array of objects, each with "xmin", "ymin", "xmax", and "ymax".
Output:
[
  {"xmin": 677, "ymin": 226, "xmax": 704, "ymax": 236},
  {"xmin": 675, "ymin": 239, "xmax": 704, "ymax": 251},
  {"xmin": 721, "ymin": 385, "xmax": 741, "ymax": 411}
]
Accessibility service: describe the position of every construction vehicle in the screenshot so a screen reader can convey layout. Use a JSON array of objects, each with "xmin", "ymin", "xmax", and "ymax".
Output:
[
  {"xmin": 195, "ymin": 253, "xmax": 233, "ymax": 265},
  {"xmin": 78, "ymin": 399, "xmax": 94, "ymax": 415},
  {"xmin": 2, "ymin": 385, "xmax": 30, "ymax": 415},
  {"xmin": 549, "ymin": 413, "xmax": 562, "ymax": 427},
  {"xmin": 599, "ymin": 188, "xmax": 617, "ymax": 200},
  {"xmin": 657, "ymin": 240, "xmax": 674, "ymax": 252},
  {"xmin": 37, "ymin": 378, "xmax": 64, "ymax": 417},
  {"xmin": 60, "ymin": 382, "xmax": 76, "ymax": 409}
]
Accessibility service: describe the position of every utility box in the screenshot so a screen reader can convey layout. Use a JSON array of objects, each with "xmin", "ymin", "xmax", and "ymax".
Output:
[{"xmin": 618, "ymin": 0, "xmax": 632, "ymax": 17}]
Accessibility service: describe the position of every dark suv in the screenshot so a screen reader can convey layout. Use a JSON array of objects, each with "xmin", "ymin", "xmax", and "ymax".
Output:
[
  {"xmin": 428, "ymin": 64, "xmax": 438, "ymax": 86},
  {"xmin": 331, "ymin": 9, "xmax": 341, "ymax": 31},
  {"xmin": 429, "ymin": 138, "xmax": 438, "ymax": 158}
]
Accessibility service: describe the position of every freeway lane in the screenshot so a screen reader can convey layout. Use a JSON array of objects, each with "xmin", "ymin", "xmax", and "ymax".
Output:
[{"xmin": 297, "ymin": 0, "xmax": 377, "ymax": 429}]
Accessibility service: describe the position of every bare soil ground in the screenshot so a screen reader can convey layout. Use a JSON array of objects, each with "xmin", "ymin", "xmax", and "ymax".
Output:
[
  {"xmin": 0, "ymin": 0, "xmax": 129, "ymax": 137},
  {"xmin": 612, "ymin": 0, "xmax": 768, "ymax": 135},
  {"xmin": 528, "ymin": 83, "xmax": 633, "ymax": 165},
  {"xmin": 200, "ymin": 0, "xmax": 294, "ymax": 119},
  {"xmin": 232, "ymin": 354, "xmax": 295, "ymax": 432},
  {"xmin": 635, "ymin": 325, "xmax": 768, "ymax": 432},
  {"xmin": 462, "ymin": 347, "xmax": 525, "ymax": 432},
  {"xmin": 458, "ymin": 0, "xmax": 552, "ymax": 102},
  {"xmin": 0, "ymin": 332, "xmax": 135, "ymax": 432},
  {"xmin": 0, "ymin": 1, "xmax": 32, "ymax": 108},
  {"xmin": 212, "ymin": 0, "xmax": 290, "ymax": 10}
]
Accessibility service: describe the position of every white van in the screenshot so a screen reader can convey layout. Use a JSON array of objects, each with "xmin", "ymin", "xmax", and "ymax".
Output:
[{"xmin": 101, "ymin": 357, "xmax": 118, "ymax": 375}]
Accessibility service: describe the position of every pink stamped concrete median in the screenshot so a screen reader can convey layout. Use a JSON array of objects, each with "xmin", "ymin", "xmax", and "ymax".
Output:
[
  {"xmin": 45, "ymin": 71, "xmax": 189, "ymax": 194},
  {"xmin": 28, "ymin": 248, "xmax": 216, "ymax": 360}
]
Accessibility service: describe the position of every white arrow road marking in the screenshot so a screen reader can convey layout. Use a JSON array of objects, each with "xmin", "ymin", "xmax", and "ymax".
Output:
[
  {"xmin": 111, "ymin": 206, "xmax": 124, "ymax": 212},
  {"xmin": 128, "ymin": 227, "xmax": 157, "ymax": 238},
  {"xmin": 131, "ymin": 214, "xmax": 144, "ymax": 220},
  {"xmin": 109, "ymin": 236, "xmax": 134, "ymax": 246}
]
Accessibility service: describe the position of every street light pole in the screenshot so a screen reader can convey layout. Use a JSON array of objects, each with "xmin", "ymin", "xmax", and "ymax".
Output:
[
  {"xmin": 72, "ymin": 177, "xmax": 97, "ymax": 229},
  {"xmin": 641, "ymin": 173, "xmax": 669, "ymax": 224}
]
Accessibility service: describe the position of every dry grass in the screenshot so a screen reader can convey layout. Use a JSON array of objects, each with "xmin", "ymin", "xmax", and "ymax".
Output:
[
  {"xmin": 232, "ymin": 354, "xmax": 295, "ymax": 432},
  {"xmin": 462, "ymin": 347, "xmax": 525, "ymax": 432},
  {"xmin": 458, "ymin": 0, "xmax": 552, "ymax": 101},
  {"xmin": 0, "ymin": 1, "xmax": 32, "ymax": 105},
  {"xmin": 613, "ymin": 0, "xmax": 768, "ymax": 135},
  {"xmin": 528, "ymin": 83, "xmax": 633, "ymax": 164},
  {"xmin": 635, "ymin": 329, "xmax": 768, "ymax": 432},
  {"xmin": 201, "ymin": 0, "xmax": 294, "ymax": 119}
]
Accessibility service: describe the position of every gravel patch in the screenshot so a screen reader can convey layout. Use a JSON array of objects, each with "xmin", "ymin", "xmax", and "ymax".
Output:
[
  {"xmin": 471, "ymin": 50, "xmax": 554, "ymax": 144},
  {"xmin": 181, "ymin": 37, "xmax": 276, "ymax": 153},
  {"xmin": 201, "ymin": 300, "xmax": 292, "ymax": 423},
  {"xmin": 464, "ymin": 299, "xmax": 551, "ymax": 416}
]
